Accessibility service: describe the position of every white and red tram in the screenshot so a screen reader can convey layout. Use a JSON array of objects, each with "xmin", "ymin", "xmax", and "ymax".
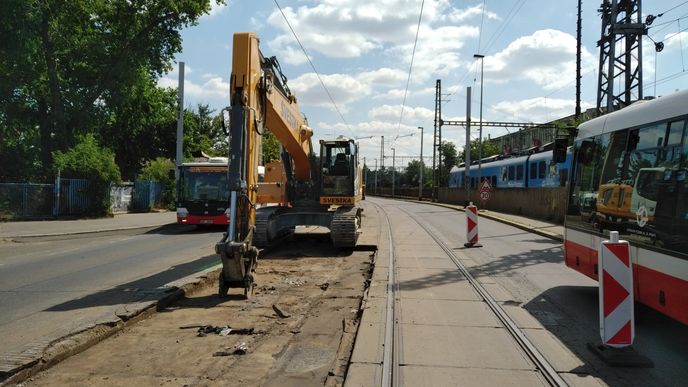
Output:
[{"xmin": 565, "ymin": 89, "xmax": 688, "ymax": 324}]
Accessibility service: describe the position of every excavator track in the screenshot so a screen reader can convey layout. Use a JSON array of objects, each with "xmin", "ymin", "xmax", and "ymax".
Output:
[
  {"xmin": 331, "ymin": 206, "xmax": 361, "ymax": 248},
  {"xmin": 254, "ymin": 207, "xmax": 274, "ymax": 248}
]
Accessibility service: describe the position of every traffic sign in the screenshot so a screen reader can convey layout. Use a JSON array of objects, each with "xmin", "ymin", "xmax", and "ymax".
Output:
[
  {"xmin": 480, "ymin": 178, "xmax": 492, "ymax": 192},
  {"xmin": 480, "ymin": 190, "xmax": 490, "ymax": 201}
]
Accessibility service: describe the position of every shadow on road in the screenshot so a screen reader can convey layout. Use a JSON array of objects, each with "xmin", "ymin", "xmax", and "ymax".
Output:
[{"xmin": 45, "ymin": 253, "xmax": 219, "ymax": 312}]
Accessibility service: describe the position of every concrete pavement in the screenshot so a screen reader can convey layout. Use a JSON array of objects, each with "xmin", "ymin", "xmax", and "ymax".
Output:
[{"xmin": 0, "ymin": 211, "xmax": 179, "ymax": 239}]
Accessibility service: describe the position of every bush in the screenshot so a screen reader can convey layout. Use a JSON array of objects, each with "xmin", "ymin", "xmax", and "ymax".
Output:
[
  {"xmin": 138, "ymin": 157, "xmax": 175, "ymax": 209},
  {"xmin": 53, "ymin": 134, "xmax": 122, "ymax": 215}
]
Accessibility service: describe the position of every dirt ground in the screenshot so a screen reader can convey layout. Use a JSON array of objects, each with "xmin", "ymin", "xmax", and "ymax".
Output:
[{"xmin": 19, "ymin": 231, "xmax": 376, "ymax": 387}]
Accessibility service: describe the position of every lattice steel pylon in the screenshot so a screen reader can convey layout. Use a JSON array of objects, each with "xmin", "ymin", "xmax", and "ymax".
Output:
[{"xmin": 596, "ymin": 0, "xmax": 648, "ymax": 114}]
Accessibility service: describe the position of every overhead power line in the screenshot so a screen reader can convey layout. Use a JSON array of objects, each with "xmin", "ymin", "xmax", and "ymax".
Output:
[
  {"xmin": 396, "ymin": 0, "xmax": 425, "ymax": 138},
  {"xmin": 273, "ymin": 0, "xmax": 353, "ymax": 136}
]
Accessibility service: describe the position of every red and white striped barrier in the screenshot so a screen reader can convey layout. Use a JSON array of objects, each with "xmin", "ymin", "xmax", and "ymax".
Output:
[
  {"xmin": 599, "ymin": 231, "xmax": 634, "ymax": 347},
  {"xmin": 464, "ymin": 202, "xmax": 479, "ymax": 247}
]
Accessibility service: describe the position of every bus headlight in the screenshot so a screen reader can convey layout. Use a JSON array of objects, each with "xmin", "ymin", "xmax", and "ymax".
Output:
[
  {"xmin": 224, "ymin": 208, "xmax": 231, "ymax": 220},
  {"xmin": 177, "ymin": 207, "xmax": 189, "ymax": 221}
]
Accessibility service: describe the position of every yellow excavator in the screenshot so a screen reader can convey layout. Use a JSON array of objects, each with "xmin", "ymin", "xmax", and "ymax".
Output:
[{"xmin": 215, "ymin": 32, "xmax": 363, "ymax": 297}]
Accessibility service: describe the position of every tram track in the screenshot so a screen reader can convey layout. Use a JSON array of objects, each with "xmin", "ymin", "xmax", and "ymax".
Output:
[{"xmin": 372, "ymin": 199, "xmax": 568, "ymax": 387}]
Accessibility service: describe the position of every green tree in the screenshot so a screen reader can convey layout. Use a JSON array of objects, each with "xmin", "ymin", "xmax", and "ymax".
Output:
[
  {"xmin": 404, "ymin": 160, "xmax": 432, "ymax": 187},
  {"xmin": 458, "ymin": 140, "xmax": 500, "ymax": 164},
  {"xmin": 439, "ymin": 141, "xmax": 458, "ymax": 186},
  {"xmin": 262, "ymin": 131, "xmax": 281, "ymax": 164},
  {"xmin": 53, "ymin": 133, "xmax": 122, "ymax": 215},
  {"xmin": 1, "ymin": 0, "xmax": 223, "ymax": 177}
]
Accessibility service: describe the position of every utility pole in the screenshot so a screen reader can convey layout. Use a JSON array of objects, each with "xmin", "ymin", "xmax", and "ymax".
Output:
[
  {"xmin": 380, "ymin": 135, "xmax": 384, "ymax": 188},
  {"xmin": 473, "ymin": 54, "xmax": 484, "ymax": 186},
  {"xmin": 576, "ymin": 0, "xmax": 582, "ymax": 118},
  {"xmin": 374, "ymin": 158, "xmax": 378, "ymax": 195},
  {"xmin": 433, "ymin": 79, "xmax": 441, "ymax": 201},
  {"xmin": 465, "ymin": 87, "xmax": 472, "ymax": 202},
  {"xmin": 417, "ymin": 126, "xmax": 424, "ymax": 200},
  {"xmin": 391, "ymin": 147, "xmax": 396, "ymax": 199},
  {"xmin": 596, "ymin": 0, "xmax": 647, "ymax": 114},
  {"xmin": 175, "ymin": 61, "xmax": 185, "ymax": 181}
]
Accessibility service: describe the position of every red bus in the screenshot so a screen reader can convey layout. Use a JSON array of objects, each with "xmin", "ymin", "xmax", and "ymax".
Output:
[
  {"xmin": 565, "ymin": 90, "xmax": 688, "ymax": 324},
  {"xmin": 176, "ymin": 159, "xmax": 230, "ymax": 226}
]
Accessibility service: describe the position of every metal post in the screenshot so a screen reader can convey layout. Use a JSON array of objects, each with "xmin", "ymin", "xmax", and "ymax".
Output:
[
  {"xmin": 374, "ymin": 158, "xmax": 378, "ymax": 194},
  {"xmin": 391, "ymin": 147, "xmax": 396, "ymax": 198},
  {"xmin": 474, "ymin": 54, "xmax": 484, "ymax": 187},
  {"xmin": 175, "ymin": 62, "xmax": 185, "ymax": 181},
  {"xmin": 363, "ymin": 156, "xmax": 367, "ymax": 193},
  {"xmin": 418, "ymin": 126, "xmax": 424, "ymax": 200},
  {"xmin": 380, "ymin": 136, "xmax": 384, "ymax": 189},
  {"xmin": 465, "ymin": 87, "xmax": 472, "ymax": 202}
]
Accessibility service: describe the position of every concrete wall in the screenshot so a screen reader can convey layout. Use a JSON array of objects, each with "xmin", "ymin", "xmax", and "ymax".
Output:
[
  {"xmin": 439, "ymin": 187, "xmax": 568, "ymax": 223},
  {"xmin": 370, "ymin": 186, "xmax": 568, "ymax": 224}
]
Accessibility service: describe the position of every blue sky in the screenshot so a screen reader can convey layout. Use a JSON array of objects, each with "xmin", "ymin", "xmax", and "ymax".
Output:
[{"xmin": 159, "ymin": 1, "xmax": 688, "ymax": 164}]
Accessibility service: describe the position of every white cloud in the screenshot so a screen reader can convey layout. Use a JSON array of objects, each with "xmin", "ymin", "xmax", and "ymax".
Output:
[
  {"xmin": 368, "ymin": 104, "xmax": 434, "ymax": 122},
  {"xmin": 481, "ymin": 29, "xmax": 596, "ymax": 90},
  {"xmin": 157, "ymin": 75, "xmax": 229, "ymax": 100},
  {"xmin": 266, "ymin": 0, "xmax": 479, "ymax": 67},
  {"xmin": 447, "ymin": 4, "xmax": 500, "ymax": 23},
  {"xmin": 491, "ymin": 97, "xmax": 593, "ymax": 123},
  {"xmin": 289, "ymin": 72, "xmax": 372, "ymax": 112},
  {"xmin": 662, "ymin": 31, "xmax": 688, "ymax": 51}
]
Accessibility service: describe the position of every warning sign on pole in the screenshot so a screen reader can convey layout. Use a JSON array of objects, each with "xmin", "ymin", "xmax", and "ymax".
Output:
[{"xmin": 599, "ymin": 231, "xmax": 634, "ymax": 347}]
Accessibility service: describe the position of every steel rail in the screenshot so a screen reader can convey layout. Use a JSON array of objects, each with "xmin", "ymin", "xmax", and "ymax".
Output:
[{"xmin": 398, "ymin": 205, "xmax": 568, "ymax": 387}]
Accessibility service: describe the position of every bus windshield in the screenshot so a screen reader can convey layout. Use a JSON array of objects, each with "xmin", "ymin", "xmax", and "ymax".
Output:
[{"xmin": 179, "ymin": 168, "xmax": 228, "ymax": 202}]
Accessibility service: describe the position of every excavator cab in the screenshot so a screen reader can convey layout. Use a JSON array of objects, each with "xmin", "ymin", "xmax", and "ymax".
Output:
[{"xmin": 319, "ymin": 138, "xmax": 359, "ymax": 203}]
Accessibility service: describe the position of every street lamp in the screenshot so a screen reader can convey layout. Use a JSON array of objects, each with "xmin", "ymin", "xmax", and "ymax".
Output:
[
  {"xmin": 417, "ymin": 126, "xmax": 424, "ymax": 200},
  {"xmin": 473, "ymin": 53, "xmax": 485, "ymax": 186},
  {"xmin": 391, "ymin": 147, "xmax": 396, "ymax": 199}
]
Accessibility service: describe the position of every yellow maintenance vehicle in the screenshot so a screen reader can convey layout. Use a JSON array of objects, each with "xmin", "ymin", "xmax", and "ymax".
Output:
[{"xmin": 215, "ymin": 32, "xmax": 363, "ymax": 297}]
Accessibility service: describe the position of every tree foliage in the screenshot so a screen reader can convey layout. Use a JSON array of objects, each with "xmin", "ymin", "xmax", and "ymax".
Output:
[
  {"xmin": 52, "ymin": 133, "xmax": 122, "ymax": 214},
  {"xmin": 0, "ymin": 0, "xmax": 222, "ymax": 180},
  {"xmin": 458, "ymin": 139, "xmax": 500, "ymax": 164}
]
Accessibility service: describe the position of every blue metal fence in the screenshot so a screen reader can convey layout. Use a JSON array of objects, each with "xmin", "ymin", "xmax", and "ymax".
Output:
[
  {"xmin": 0, "ymin": 178, "xmax": 163, "ymax": 219},
  {"xmin": 131, "ymin": 180, "xmax": 163, "ymax": 212},
  {"xmin": 0, "ymin": 179, "xmax": 93, "ymax": 219}
]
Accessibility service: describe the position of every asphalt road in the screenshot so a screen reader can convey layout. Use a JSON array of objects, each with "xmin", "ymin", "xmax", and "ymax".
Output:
[
  {"xmin": 386, "ymin": 198, "xmax": 688, "ymax": 387},
  {"xmin": 0, "ymin": 226, "xmax": 224, "ymax": 358}
]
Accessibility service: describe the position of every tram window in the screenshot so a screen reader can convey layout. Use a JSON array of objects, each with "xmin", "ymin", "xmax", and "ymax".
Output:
[
  {"xmin": 633, "ymin": 123, "xmax": 667, "ymax": 150},
  {"xmin": 517, "ymin": 165, "xmax": 523, "ymax": 180},
  {"xmin": 508, "ymin": 166, "xmax": 515, "ymax": 181},
  {"xmin": 471, "ymin": 177, "xmax": 475, "ymax": 188},
  {"xmin": 491, "ymin": 176, "xmax": 497, "ymax": 187},
  {"xmin": 530, "ymin": 163, "xmax": 537, "ymax": 179},
  {"xmin": 539, "ymin": 161, "xmax": 546, "ymax": 179},
  {"xmin": 668, "ymin": 120, "xmax": 685, "ymax": 145}
]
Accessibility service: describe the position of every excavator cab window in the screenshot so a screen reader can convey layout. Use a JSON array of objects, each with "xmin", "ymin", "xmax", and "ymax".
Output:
[{"xmin": 321, "ymin": 142, "xmax": 354, "ymax": 196}]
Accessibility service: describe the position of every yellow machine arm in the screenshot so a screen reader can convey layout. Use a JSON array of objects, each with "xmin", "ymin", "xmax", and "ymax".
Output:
[{"xmin": 233, "ymin": 32, "xmax": 313, "ymax": 183}]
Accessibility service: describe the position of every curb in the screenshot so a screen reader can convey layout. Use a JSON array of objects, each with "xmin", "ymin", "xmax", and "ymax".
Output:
[
  {"xmin": 0, "ymin": 265, "xmax": 221, "ymax": 386},
  {"xmin": 3, "ymin": 223, "xmax": 187, "ymax": 239}
]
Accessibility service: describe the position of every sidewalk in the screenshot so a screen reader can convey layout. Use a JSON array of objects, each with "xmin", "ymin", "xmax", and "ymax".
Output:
[{"xmin": 0, "ymin": 212, "xmax": 178, "ymax": 239}]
